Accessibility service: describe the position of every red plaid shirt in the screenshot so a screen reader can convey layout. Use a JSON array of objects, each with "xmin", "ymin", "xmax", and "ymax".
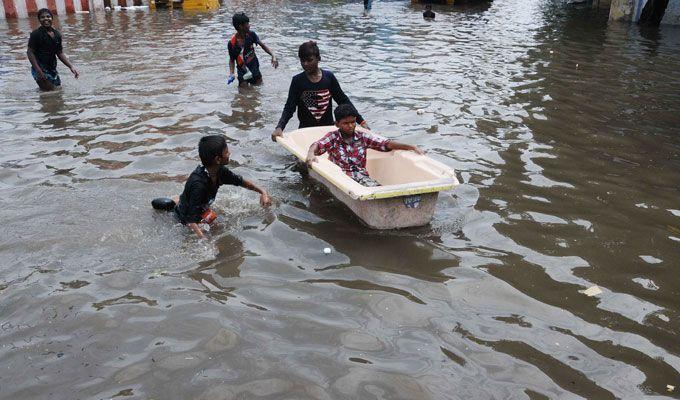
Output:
[{"xmin": 314, "ymin": 129, "xmax": 390, "ymax": 181}]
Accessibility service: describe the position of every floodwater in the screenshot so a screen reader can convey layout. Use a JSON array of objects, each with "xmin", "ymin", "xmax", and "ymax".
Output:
[{"xmin": 1, "ymin": 0, "xmax": 679, "ymax": 398}]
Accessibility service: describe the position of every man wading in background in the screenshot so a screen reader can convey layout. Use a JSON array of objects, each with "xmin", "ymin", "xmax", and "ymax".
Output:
[
  {"xmin": 364, "ymin": 0, "xmax": 373, "ymax": 14},
  {"xmin": 27, "ymin": 8, "xmax": 79, "ymax": 91}
]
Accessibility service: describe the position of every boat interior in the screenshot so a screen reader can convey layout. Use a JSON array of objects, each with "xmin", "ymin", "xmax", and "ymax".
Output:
[{"xmin": 277, "ymin": 126, "xmax": 458, "ymax": 200}]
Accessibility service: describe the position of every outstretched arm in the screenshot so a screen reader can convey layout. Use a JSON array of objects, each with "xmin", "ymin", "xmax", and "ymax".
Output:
[
  {"xmin": 258, "ymin": 41, "xmax": 278, "ymax": 68},
  {"xmin": 273, "ymin": 78, "xmax": 299, "ymax": 141},
  {"xmin": 57, "ymin": 52, "xmax": 79, "ymax": 78},
  {"xmin": 306, "ymin": 143, "xmax": 320, "ymax": 168},
  {"xmin": 386, "ymin": 141, "xmax": 424, "ymax": 155},
  {"xmin": 242, "ymin": 179, "xmax": 272, "ymax": 206}
]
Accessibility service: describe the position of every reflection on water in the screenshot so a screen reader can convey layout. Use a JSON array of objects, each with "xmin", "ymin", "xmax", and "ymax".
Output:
[{"xmin": 1, "ymin": 0, "xmax": 679, "ymax": 398}]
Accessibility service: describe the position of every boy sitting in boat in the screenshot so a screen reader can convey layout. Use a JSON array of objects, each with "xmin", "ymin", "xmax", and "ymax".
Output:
[
  {"xmin": 306, "ymin": 104, "xmax": 423, "ymax": 187},
  {"xmin": 153, "ymin": 135, "xmax": 271, "ymax": 239}
]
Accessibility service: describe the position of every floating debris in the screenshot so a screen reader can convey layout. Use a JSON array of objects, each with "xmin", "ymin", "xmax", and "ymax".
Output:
[
  {"xmin": 632, "ymin": 278, "xmax": 659, "ymax": 291},
  {"xmin": 579, "ymin": 285, "xmax": 602, "ymax": 297},
  {"xmin": 639, "ymin": 255, "xmax": 662, "ymax": 264}
]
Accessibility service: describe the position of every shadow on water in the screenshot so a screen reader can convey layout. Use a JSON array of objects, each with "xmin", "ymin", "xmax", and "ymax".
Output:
[
  {"xmin": 194, "ymin": 232, "xmax": 247, "ymax": 278},
  {"xmin": 218, "ymin": 86, "xmax": 265, "ymax": 130},
  {"xmin": 37, "ymin": 90, "xmax": 69, "ymax": 130},
  {"xmin": 185, "ymin": 233, "xmax": 246, "ymax": 303},
  {"xmin": 637, "ymin": 23, "xmax": 676, "ymax": 55},
  {"xmin": 277, "ymin": 175, "xmax": 458, "ymax": 283}
]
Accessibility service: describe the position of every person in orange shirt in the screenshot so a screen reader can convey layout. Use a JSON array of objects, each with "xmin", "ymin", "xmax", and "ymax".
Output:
[{"xmin": 227, "ymin": 12, "xmax": 278, "ymax": 87}]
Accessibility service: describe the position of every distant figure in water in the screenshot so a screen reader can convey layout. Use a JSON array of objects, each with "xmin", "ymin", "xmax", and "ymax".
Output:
[
  {"xmin": 227, "ymin": 12, "xmax": 278, "ymax": 87},
  {"xmin": 423, "ymin": 4, "xmax": 436, "ymax": 20},
  {"xmin": 27, "ymin": 8, "xmax": 79, "ymax": 91},
  {"xmin": 364, "ymin": 0, "xmax": 373, "ymax": 14}
]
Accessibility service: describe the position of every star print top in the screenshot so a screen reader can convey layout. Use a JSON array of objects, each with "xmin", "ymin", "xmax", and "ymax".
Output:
[
  {"xmin": 313, "ymin": 129, "xmax": 390, "ymax": 181},
  {"xmin": 276, "ymin": 69, "xmax": 365, "ymax": 130}
]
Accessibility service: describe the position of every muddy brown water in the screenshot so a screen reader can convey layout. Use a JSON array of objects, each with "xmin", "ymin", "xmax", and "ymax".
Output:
[{"xmin": 1, "ymin": 0, "xmax": 679, "ymax": 399}]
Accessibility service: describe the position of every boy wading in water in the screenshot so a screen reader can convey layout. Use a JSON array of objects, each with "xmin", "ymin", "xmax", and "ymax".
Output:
[
  {"xmin": 423, "ymin": 4, "xmax": 436, "ymax": 20},
  {"xmin": 271, "ymin": 41, "xmax": 369, "ymax": 141},
  {"xmin": 27, "ymin": 8, "xmax": 79, "ymax": 91},
  {"xmin": 306, "ymin": 104, "xmax": 423, "ymax": 187},
  {"xmin": 170, "ymin": 135, "xmax": 271, "ymax": 239},
  {"xmin": 228, "ymin": 12, "xmax": 278, "ymax": 87}
]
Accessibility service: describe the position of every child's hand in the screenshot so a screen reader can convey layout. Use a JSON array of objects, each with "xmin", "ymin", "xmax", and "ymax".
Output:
[
  {"xmin": 271, "ymin": 127, "xmax": 283, "ymax": 142},
  {"xmin": 188, "ymin": 222, "xmax": 206, "ymax": 239},
  {"xmin": 260, "ymin": 192, "xmax": 272, "ymax": 207},
  {"xmin": 412, "ymin": 146, "xmax": 424, "ymax": 155},
  {"xmin": 360, "ymin": 120, "xmax": 370, "ymax": 130},
  {"xmin": 306, "ymin": 156, "xmax": 318, "ymax": 168},
  {"xmin": 71, "ymin": 67, "xmax": 79, "ymax": 79},
  {"xmin": 271, "ymin": 56, "xmax": 279, "ymax": 69}
]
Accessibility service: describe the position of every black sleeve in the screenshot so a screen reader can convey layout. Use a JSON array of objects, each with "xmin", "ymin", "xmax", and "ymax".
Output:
[
  {"xmin": 328, "ymin": 71, "xmax": 365, "ymax": 124},
  {"xmin": 219, "ymin": 166, "xmax": 244, "ymax": 187},
  {"xmin": 55, "ymin": 30, "xmax": 63, "ymax": 53},
  {"xmin": 28, "ymin": 31, "xmax": 39, "ymax": 50},
  {"xmin": 185, "ymin": 181, "xmax": 209, "ymax": 223},
  {"xmin": 276, "ymin": 76, "xmax": 300, "ymax": 130}
]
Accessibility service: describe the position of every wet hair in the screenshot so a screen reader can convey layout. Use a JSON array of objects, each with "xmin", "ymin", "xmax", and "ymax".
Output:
[
  {"xmin": 37, "ymin": 8, "xmax": 53, "ymax": 19},
  {"xmin": 334, "ymin": 104, "xmax": 358, "ymax": 121},
  {"xmin": 198, "ymin": 135, "xmax": 227, "ymax": 167},
  {"xmin": 232, "ymin": 12, "xmax": 249, "ymax": 30},
  {"xmin": 425, "ymin": 4, "xmax": 432, "ymax": 9},
  {"xmin": 298, "ymin": 41, "xmax": 321, "ymax": 60}
]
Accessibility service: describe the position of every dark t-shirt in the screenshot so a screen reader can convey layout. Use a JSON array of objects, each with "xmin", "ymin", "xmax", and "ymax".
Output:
[
  {"xmin": 276, "ymin": 69, "xmax": 365, "ymax": 130},
  {"xmin": 175, "ymin": 165, "xmax": 244, "ymax": 224},
  {"xmin": 28, "ymin": 27, "xmax": 63, "ymax": 71},
  {"xmin": 227, "ymin": 31, "xmax": 261, "ymax": 80},
  {"xmin": 423, "ymin": 10, "xmax": 435, "ymax": 19}
]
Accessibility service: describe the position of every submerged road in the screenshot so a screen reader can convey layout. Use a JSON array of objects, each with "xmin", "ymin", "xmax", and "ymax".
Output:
[{"xmin": 1, "ymin": 0, "xmax": 679, "ymax": 398}]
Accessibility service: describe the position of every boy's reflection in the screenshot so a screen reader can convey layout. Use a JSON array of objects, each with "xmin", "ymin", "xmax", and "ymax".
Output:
[
  {"xmin": 281, "ymin": 178, "xmax": 455, "ymax": 282},
  {"xmin": 220, "ymin": 88, "xmax": 264, "ymax": 131},
  {"xmin": 38, "ymin": 90, "xmax": 69, "ymax": 130}
]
